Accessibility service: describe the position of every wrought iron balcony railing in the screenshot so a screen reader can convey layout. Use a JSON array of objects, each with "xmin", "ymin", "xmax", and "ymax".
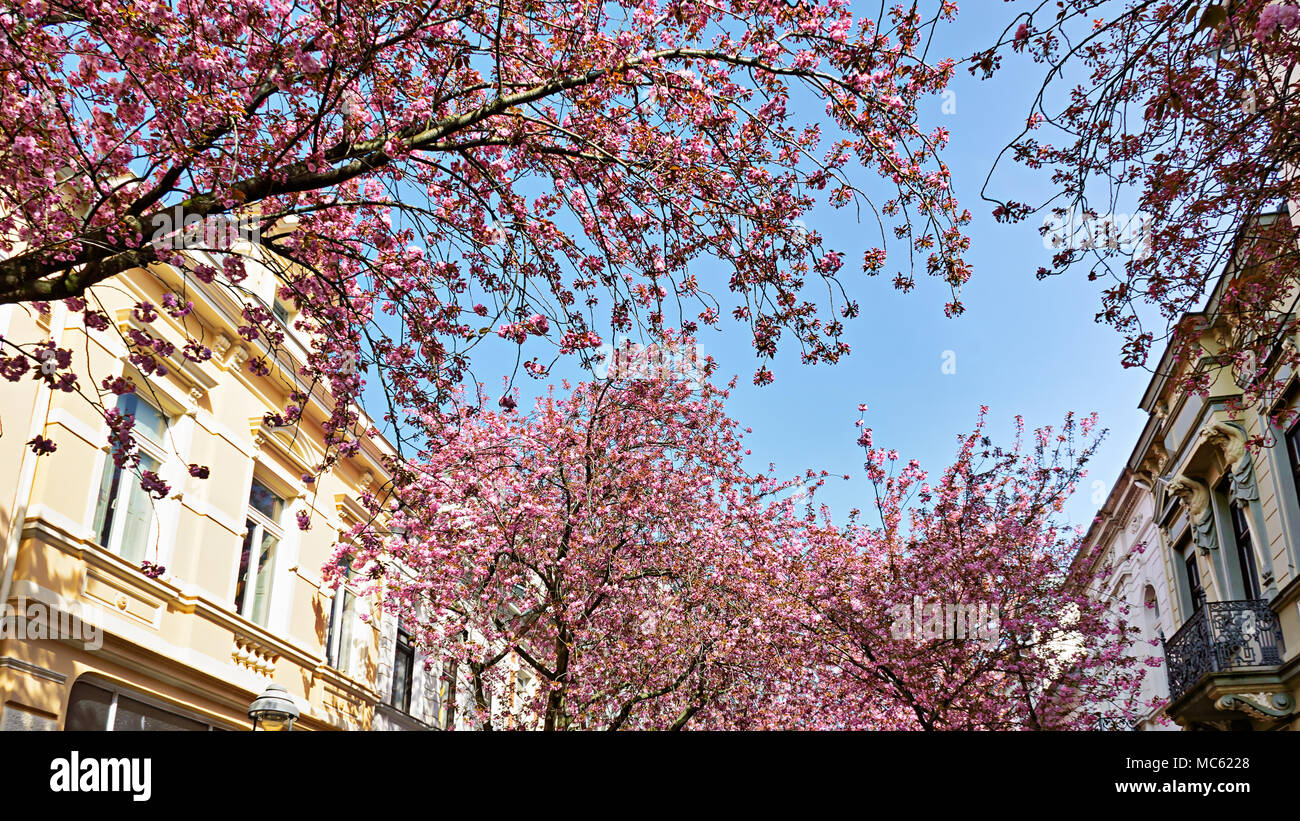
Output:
[
  {"xmin": 1163, "ymin": 599, "xmax": 1285, "ymax": 704},
  {"xmin": 1094, "ymin": 714, "xmax": 1137, "ymax": 731}
]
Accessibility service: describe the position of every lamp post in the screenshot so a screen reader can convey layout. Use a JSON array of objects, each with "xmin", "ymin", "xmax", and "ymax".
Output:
[{"xmin": 248, "ymin": 683, "xmax": 299, "ymax": 731}]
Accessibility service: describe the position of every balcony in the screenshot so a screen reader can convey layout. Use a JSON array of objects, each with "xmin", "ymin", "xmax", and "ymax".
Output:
[
  {"xmin": 1093, "ymin": 714, "xmax": 1137, "ymax": 731},
  {"xmin": 1163, "ymin": 599, "xmax": 1285, "ymax": 705}
]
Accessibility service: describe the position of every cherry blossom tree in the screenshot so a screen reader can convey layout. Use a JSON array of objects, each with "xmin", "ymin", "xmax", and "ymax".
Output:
[
  {"xmin": 976, "ymin": 0, "xmax": 1300, "ymax": 426},
  {"xmin": 0, "ymin": 0, "xmax": 972, "ymax": 492},
  {"xmin": 330, "ymin": 378, "xmax": 1146, "ymax": 730},
  {"xmin": 780, "ymin": 406, "xmax": 1148, "ymax": 729},
  {"xmin": 329, "ymin": 375, "xmax": 822, "ymax": 730}
]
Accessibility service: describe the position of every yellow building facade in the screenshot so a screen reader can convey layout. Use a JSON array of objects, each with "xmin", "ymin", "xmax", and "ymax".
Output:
[{"xmin": 0, "ymin": 248, "xmax": 442, "ymax": 731}]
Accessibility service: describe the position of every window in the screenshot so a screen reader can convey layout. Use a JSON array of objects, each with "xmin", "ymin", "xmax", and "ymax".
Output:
[
  {"xmin": 1164, "ymin": 397, "xmax": 1204, "ymax": 456},
  {"xmin": 510, "ymin": 671, "xmax": 532, "ymax": 729},
  {"xmin": 91, "ymin": 394, "xmax": 167, "ymax": 562},
  {"xmin": 1183, "ymin": 541, "xmax": 1206, "ymax": 614},
  {"xmin": 64, "ymin": 679, "xmax": 224, "ymax": 730},
  {"xmin": 1286, "ymin": 419, "xmax": 1300, "ymax": 510},
  {"xmin": 235, "ymin": 479, "xmax": 283, "ymax": 626},
  {"xmin": 1229, "ymin": 500, "xmax": 1262, "ymax": 600},
  {"xmin": 389, "ymin": 627, "xmax": 414, "ymax": 713},
  {"xmin": 439, "ymin": 648, "xmax": 462, "ymax": 730},
  {"xmin": 326, "ymin": 556, "xmax": 360, "ymax": 674},
  {"xmin": 272, "ymin": 299, "xmax": 291, "ymax": 324},
  {"xmin": 1143, "ymin": 584, "xmax": 1160, "ymax": 635}
]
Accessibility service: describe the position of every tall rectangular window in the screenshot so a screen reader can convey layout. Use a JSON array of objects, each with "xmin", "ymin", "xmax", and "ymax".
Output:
[
  {"xmin": 509, "ymin": 671, "xmax": 532, "ymax": 729},
  {"xmin": 440, "ymin": 649, "xmax": 461, "ymax": 730},
  {"xmin": 1286, "ymin": 419, "xmax": 1300, "ymax": 511},
  {"xmin": 389, "ymin": 627, "xmax": 414, "ymax": 713},
  {"xmin": 1229, "ymin": 500, "xmax": 1262, "ymax": 600},
  {"xmin": 92, "ymin": 394, "xmax": 167, "ymax": 563},
  {"xmin": 235, "ymin": 479, "xmax": 283, "ymax": 626},
  {"xmin": 326, "ymin": 557, "xmax": 358, "ymax": 674},
  {"xmin": 1184, "ymin": 544, "xmax": 1206, "ymax": 613}
]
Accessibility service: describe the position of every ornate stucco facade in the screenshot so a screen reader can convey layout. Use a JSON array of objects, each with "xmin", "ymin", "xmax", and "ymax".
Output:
[
  {"xmin": 1081, "ymin": 240, "xmax": 1300, "ymax": 731},
  {"xmin": 0, "ymin": 248, "xmax": 447, "ymax": 731}
]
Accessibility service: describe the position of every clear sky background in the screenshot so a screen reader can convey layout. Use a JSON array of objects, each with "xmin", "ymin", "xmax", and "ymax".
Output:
[{"xmin": 372, "ymin": 2, "xmax": 1160, "ymax": 533}]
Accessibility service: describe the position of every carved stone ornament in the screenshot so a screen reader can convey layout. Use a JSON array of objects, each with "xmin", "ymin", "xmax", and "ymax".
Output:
[
  {"xmin": 1214, "ymin": 692, "xmax": 1296, "ymax": 721},
  {"xmin": 227, "ymin": 345, "xmax": 251, "ymax": 372},
  {"xmin": 1138, "ymin": 441, "xmax": 1169, "ymax": 482},
  {"xmin": 212, "ymin": 333, "xmax": 233, "ymax": 362},
  {"xmin": 1201, "ymin": 421, "xmax": 1258, "ymax": 503},
  {"xmin": 1168, "ymin": 475, "xmax": 1218, "ymax": 552},
  {"xmin": 1211, "ymin": 318, "xmax": 1239, "ymax": 353}
]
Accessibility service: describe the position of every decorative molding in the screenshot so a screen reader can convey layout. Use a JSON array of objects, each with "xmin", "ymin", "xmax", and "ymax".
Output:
[
  {"xmin": 177, "ymin": 495, "xmax": 245, "ymax": 538},
  {"xmin": 82, "ymin": 566, "xmax": 164, "ymax": 628},
  {"xmin": 210, "ymin": 332, "xmax": 233, "ymax": 364},
  {"xmin": 226, "ymin": 344, "xmax": 251, "ymax": 373},
  {"xmin": 24, "ymin": 503, "xmax": 97, "ymax": 545},
  {"xmin": 249, "ymin": 416, "xmax": 318, "ymax": 479},
  {"xmin": 294, "ymin": 566, "xmax": 324, "ymax": 591},
  {"xmin": 113, "ymin": 307, "xmax": 219, "ymax": 401},
  {"xmin": 185, "ymin": 386, "xmax": 205, "ymax": 416},
  {"xmin": 22, "ymin": 518, "xmax": 324, "ymax": 672},
  {"xmin": 312, "ymin": 662, "xmax": 383, "ymax": 704},
  {"xmin": 334, "ymin": 492, "xmax": 372, "ymax": 526},
  {"xmin": 192, "ymin": 412, "xmax": 258, "ymax": 460},
  {"xmin": 44, "ymin": 407, "xmax": 106, "ymax": 450},
  {"xmin": 0, "ymin": 656, "xmax": 68, "ymax": 684}
]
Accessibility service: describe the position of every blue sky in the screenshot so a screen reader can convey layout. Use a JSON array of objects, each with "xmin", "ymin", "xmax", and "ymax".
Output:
[{"xmin": 371, "ymin": 2, "xmax": 1159, "ymax": 533}]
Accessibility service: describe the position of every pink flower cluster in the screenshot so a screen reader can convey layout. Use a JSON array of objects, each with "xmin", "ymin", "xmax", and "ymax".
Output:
[{"xmin": 1257, "ymin": 3, "xmax": 1300, "ymax": 39}]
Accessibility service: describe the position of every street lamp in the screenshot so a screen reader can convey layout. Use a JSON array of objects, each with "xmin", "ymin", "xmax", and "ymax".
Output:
[{"xmin": 248, "ymin": 683, "xmax": 299, "ymax": 731}]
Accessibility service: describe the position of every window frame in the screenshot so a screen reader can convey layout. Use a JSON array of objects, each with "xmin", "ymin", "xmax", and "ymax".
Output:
[
  {"xmin": 234, "ymin": 478, "xmax": 285, "ymax": 626},
  {"xmin": 1142, "ymin": 584, "xmax": 1160, "ymax": 636},
  {"xmin": 64, "ymin": 677, "xmax": 230, "ymax": 731},
  {"xmin": 439, "ymin": 646, "xmax": 462, "ymax": 730},
  {"xmin": 1227, "ymin": 497, "xmax": 1263, "ymax": 601},
  {"xmin": 389, "ymin": 626, "xmax": 415, "ymax": 713},
  {"xmin": 1183, "ymin": 540, "xmax": 1206, "ymax": 615},
  {"xmin": 325, "ymin": 556, "xmax": 362, "ymax": 676},
  {"xmin": 91, "ymin": 394, "xmax": 170, "ymax": 563},
  {"xmin": 509, "ymin": 669, "xmax": 532, "ymax": 729},
  {"xmin": 1286, "ymin": 417, "xmax": 1300, "ymax": 511}
]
